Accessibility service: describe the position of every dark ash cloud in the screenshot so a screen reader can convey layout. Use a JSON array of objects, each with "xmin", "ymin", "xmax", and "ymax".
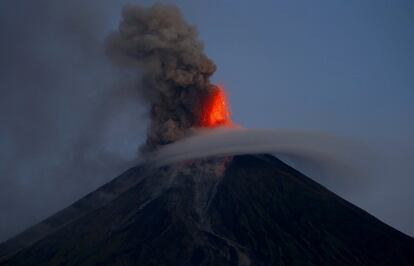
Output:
[
  {"xmin": 106, "ymin": 4, "xmax": 217, "ymax": 150},
  {"xmin": 0, "ymin": 0, "xmax": 144, "ymax": 242}
]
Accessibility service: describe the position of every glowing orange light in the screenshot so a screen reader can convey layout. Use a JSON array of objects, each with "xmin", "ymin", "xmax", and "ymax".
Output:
[{"xmin": 201, "ymin": 85, "xmax": 233, "ymax": 127}]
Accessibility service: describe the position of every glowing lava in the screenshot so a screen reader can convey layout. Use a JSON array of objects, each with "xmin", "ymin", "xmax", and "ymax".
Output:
[{"xmin": 201, "ymin": 85, "xmax": 233, "ymax": 127}]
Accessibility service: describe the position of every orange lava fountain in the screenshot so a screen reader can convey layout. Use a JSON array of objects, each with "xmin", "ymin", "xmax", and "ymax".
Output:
[{"xmin": 201, "ymin": 85, "xmax": 233, "ymax": 127}]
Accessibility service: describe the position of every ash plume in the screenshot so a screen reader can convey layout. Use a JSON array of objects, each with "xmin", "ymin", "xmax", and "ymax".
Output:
[{"xmin": 106, "ymin": 4, "xmax": 217, "ymax": 150}]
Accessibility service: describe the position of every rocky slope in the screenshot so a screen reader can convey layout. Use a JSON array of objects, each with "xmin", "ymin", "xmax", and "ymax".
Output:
[{"xmin": 1, "ymin": 154, "xmax": 413, "ymax": 265}]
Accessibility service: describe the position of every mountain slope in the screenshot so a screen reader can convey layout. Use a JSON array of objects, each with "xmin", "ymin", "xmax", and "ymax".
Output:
[{"xmin": 1, "ymin": 155, "xmax": 413, "ymax": 265}]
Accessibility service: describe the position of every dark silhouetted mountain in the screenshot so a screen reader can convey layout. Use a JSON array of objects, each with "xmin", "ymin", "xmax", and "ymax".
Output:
[{"xmin": 1, "ymin": 154, "xmax": 413, "ymax": 265}]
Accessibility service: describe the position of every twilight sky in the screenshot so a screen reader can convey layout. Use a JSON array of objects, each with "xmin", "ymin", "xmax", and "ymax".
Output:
[{"xmin": 0, "ymin": 0, "xmax": 413, "ymax": 241}]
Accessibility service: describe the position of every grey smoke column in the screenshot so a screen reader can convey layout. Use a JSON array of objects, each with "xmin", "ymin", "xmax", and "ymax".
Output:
[{"xmin": 106, "ymin": 4, "xmax": 217, "ymax": 149}]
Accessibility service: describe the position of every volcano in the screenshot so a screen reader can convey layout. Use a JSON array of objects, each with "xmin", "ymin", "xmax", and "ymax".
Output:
[{"xmin": 0, "ymin": 154, "xmax": 413, "ymax": 265}]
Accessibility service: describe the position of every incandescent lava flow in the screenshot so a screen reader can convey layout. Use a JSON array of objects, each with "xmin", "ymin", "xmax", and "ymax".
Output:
[{"xmin": 201, "ymin": 85, "xmax": 233, "ymax": 128}]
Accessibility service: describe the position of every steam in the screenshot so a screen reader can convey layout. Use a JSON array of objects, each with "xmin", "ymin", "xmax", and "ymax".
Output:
[
  {"xmin": 106, "ymin": 4, "xmax": 217, "ymax": 150},
  {"xmin": 151, "ymin": 127, "xmax": 376, "ymax": 193}
]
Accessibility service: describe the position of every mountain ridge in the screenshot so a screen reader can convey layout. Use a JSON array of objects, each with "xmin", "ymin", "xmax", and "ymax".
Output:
[{"xmin": 1, "ymin": 154, "xmax": 413, "ymax": 265}]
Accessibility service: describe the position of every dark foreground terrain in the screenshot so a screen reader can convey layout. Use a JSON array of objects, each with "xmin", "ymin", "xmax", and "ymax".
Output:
[{"xmin": 1, "ymin": 154, "xmax": 413, "ymax": 265}]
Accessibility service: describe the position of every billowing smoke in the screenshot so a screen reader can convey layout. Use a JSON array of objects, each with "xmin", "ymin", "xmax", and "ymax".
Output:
[{"xmin": 106, "ymin": 4, "xmax": 217, "ymax": 150}]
